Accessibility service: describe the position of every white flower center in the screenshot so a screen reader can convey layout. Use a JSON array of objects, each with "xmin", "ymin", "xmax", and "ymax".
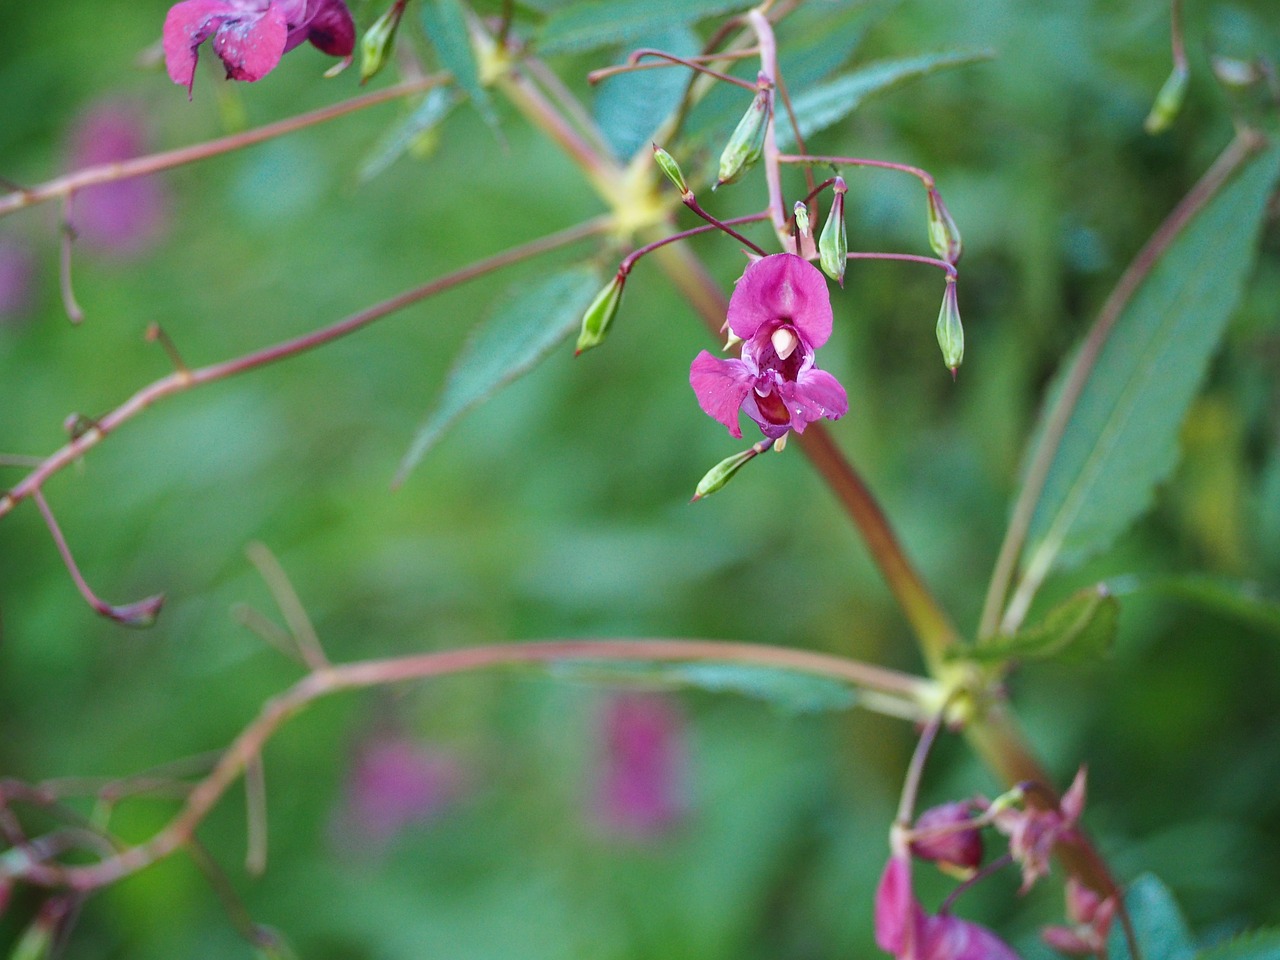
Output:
[{"xmin": 770, "ymin": 326, "xmax": 798, "ymax": 361}]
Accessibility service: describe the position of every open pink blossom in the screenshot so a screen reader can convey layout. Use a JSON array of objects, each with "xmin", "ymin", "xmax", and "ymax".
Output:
[
  {"xmin": 875, "ymin": 849, "xmax": 1021, "ymax": 960},
  {"xmin": 164, "ymin": 0, "xmax": 355, "ymax": 95},
  {"xmin": 992, "ymin": 768, "xmax": 1087, "ymax": 892},
  {"xmin": 690, "ymin": 253, "xmax": 847, "ymax": 439}
]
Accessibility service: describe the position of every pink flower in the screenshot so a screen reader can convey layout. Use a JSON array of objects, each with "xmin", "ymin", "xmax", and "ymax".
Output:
[
  {"xmin": 690, "ymin": 253, "xmax": 848, "ymax": 439},
  {"xmin": 330, "ymin": 734, "xmax": 463, "ymax": 858},
  {"xmin": 67, "ymin": 102, "xmax": 167, "ymax": 257},
  {"xmin": 1041, "ymin": 877, "xmax": 1116, "ymax": 957},
  {"xmin": 594, "ymin": 693, "xmax": 686, "ymax": 838},
  {"xmin": 875, "ymin": 849, "xmax": 1021, "ymax": 960},
  {"xmin": 910, "ymin": 801, "xmax": 984, "ymax": 876},
  {"xmin": 992, "ymin": 768, "xmax": 1087, "ymax": 892},
  {"xmin": 164, "ymin": 0, "xmax": 356, "ymax": 95}
]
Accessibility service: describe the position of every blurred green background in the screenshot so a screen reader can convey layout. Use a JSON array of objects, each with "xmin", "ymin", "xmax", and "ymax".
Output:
[{"xmin": 2, "ymin": 0, "xmax": 1280, "ymax": 956}]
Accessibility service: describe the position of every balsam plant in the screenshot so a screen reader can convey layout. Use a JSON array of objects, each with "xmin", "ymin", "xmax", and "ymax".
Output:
[{"xmin": 1, "ymin": 0, "xmax": 1279, "ymax": 957}]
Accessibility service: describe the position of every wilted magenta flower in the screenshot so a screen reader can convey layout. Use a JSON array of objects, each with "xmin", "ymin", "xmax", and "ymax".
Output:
[
  {"xmin": 331, "ymin": 734, "xmax": 463, "ymax": 857},
  {"xmin": 1041, "ymin": 877, "xmax": 1116, "ymax": 957},
  {"xmin": 164, "ymin": 0, "xmax": 356, "ymax": 95},
  {"xmin": 992, "ymin": 768, "xmax": 1087, "ymax": 893},
  {"xmin": 690, "ymin": 253, "xmax": 847, "ymax": 439},
  {"xmin": 875, "ymin": 847, "xmax": 1020, "ymax": 960},
  {"xmin": 67, "ymin": 102, "xmax": 167, "ymax": 257},
  {"xmin": 910, "ymin": 801, "xmax": 984, "ymax": 876},
  {"xmin": 594, "ymin": 693, "xmax": 686, "ymax": 838}
]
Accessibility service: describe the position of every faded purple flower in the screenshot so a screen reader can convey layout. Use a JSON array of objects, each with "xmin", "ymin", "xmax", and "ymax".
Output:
[
  {"xmin": 331, "ymin": 733, "xmax": 462, "ymax": 857},
  {"xmin": 910, "ymin": 801, "xmax": 984, "ymax": 876},
  {"xmin": 0, "ymin": 238, "xmax": 35, "ymax": 321},
  {"xmin": 690, "ymin": 253, "xmax": 847, "ymax": 439},
  {"xmin": 992, "ymin": 768, "xmax": 1087, "ymax": 893},
  {"xmin": 875, "ymin": 847, "xmax": 1021, "ymax": 960},
  {"xmin": 1042, "ymin": 877, "xmax": 1116, "ymax": 957},
  {"xmin": 67, "ymin": 102, "xmax": 167, "ymax": 257},
  {"xmin": 164, "ymin": 0, "xmax": 356, "ymax": 95},
  {"xmin": 594, "ymin": 693, "xmax": 686, "ymax": 839}
]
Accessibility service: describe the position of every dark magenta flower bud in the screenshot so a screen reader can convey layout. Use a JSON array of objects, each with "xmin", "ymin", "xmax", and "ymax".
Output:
[{"xmin": 910, "ymin": 801, "xmax": 983, "ymax": 875}]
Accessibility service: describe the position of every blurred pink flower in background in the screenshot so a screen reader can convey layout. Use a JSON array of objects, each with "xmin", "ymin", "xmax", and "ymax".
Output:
[
  {"xmin": 331, "ymin": 733, "xmax": 464, "ymax": 859},
  {"xmin": 594, "ymin": 693, "xmax": 687, "ymax": 839},
  {"xmin": 66, "ymin": 101, "xmax": 168, "ymax": 258},
  {"xmin": 0, "ymin": 238, "xmax": 36, "ymax": 322}
]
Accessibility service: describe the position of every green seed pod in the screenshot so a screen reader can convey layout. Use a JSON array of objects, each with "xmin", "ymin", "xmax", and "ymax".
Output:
[
  {"xmin": 691, "ymin": 441, "xmax": 769, "ymax": 501},
  {"xmin": 575, "ymin": 273, "xmax": 625, "ymax": 355},
  {"xmin": 716, "ymin": 81, "xmax": 772, "ymax": 188},
  {"xmin": 360, "ymin": 2, "xmax": 406, "ymax": 85},
  {"xmin": 935, "ymin": 278, "xmax": 963, "ymax": 377},
  {"xmin": 652, "ymin": 145, "xmax": 690, "ymax": 197},
  {"xmin": 1144, "ymin": 64, "xmax": 1189, "ymax": 134},
  {"xmin": 818, "ymin": 178, "xmax": 847, "ymax": 284},
  {"xmin": 926, "ymin": 187, "xmax": 962, "ymax": 264}
]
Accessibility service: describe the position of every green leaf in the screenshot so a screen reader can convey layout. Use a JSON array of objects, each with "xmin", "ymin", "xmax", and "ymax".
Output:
[
  {"xmin": 537, "ymin": 0, "xmax": 752, "ymax": 54},
  {"xmin": 1108, "ymin": 873, "xmax": 1197, "ymax": 960},
  {"xmin": 1019, "ymin": 141, "xmax": 1280, "ymax": 576},
  {"xmin": 395, "ymin": 264, "xmax": 602, "ymax": 482},
  {"xmin": 773, "ymin": 0, "xmax": 901, "ymax": 92},
  {"xmin": 958, "ymin": 584, "xmax": 1117, "ymax": 664},
  {"xmin": 1194, "ymin": 929, "xmax": 1280, "ymax": 960},
  {"xmin": 358, "ymin": 88, "xmax": 460, "ymax": 183},
  {"xmin": 547, "ymin": 660, "xmax": 858, "ymax": 714},
  {"xmin": 422, "ymin": 0, "xmax": 500, "ymax": 132},
  {"xmin": 593, "ymin": 27, "xmax": 699, "ymax": 161},
  {"xmin": 1107, "ymin": 574, "xmax": 1280, "ymax": 638},
  {"xmin": 776, "ymin": 50, "xmax": 993, "ymax": 149}
]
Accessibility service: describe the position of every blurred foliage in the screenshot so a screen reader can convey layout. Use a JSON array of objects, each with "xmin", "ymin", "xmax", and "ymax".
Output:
[{"xmin": 2, "ymin": 0, "xmax": 1280, "ymax": 957}]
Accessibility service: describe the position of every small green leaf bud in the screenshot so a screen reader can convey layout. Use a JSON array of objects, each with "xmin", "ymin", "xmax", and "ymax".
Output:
[
  {"xmin": 793, "ymin": 201, "xmax": 811, "ymax": 242},
  {"xmin": 575, "ymin": 273, "xmax": 625, "ymax": 356},
  {"xmin": 716, "ymin": 78, "xmax": 772, "ymax": 188},
  {"xmin": 691, "ymin": 439, "xmax": 771, "ymax": 501},
  {"xmin": 818, "ymin": 178, "xmax": 847, "ymax": 285},
  {"xmin": 926, "ymin": 187, "xmax": 962, "ymax": 264},
  {"xmin": 935, "ymin": 277, "xmax": 963, "ymax": 377},
  {"xmin": 652, "ymin": 144, "xmax": 691, "ymax": 198},
  {"xmin": 360, "ymin": 1, "xmax": 406, "ymax": 85},
  {"xmin": 1144, "ymin": 63, "xmax": 1189, "ymax": 134}
]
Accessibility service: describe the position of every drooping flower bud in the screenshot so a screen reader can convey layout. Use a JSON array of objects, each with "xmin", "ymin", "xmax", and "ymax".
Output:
[
  {"xmin": 575, "ymin": 273, "xmax": 625, "ymax": 356},
  {"xmin": 818, "ymin": 178, "xmax": 847, "ymax": 285},
  {"xmin": 652, "ymin": 144, "xmax": 691, "ymax": 198},
  {"xmin": 926, "ymin": 187, "xmax": 962, "ymax": 264},
  {"xmin": 935, "ymin": 277, "xmax": 963, "ymax": 377},
  {"xmin": 910, "ymin": 801, "xmax": 984, "ymax": 876},
  {"xmin": 360, "ymin": 1, "xmax": 406, "ymax": 84},
  {"xmin": 1144, "ymin": 64, "xmax": 1189, "ymax": 133},
  {"xmin": 691, "ymin": 439, "xmax": 772, "ymax": 501},
  {"xmin": 716, "ymin": 77, "xmax": 772, "ymax": 188}
]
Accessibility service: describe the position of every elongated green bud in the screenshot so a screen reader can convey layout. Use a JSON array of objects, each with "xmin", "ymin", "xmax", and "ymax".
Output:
[
  {"xmin": 652, "ymin": 144, "xmax": 690, "ymax": 198},
  {"xmin": 818, "ymin": 177, "xmax": 847, "ymax": 285},
  {"xmin": 926, "ymin": 187, "xmax": 962, "ymax": 264},
  {"xmin": 575, "ymin": 273, "xmax": 625, "ymax": 355},
  {"xmin": 935, "ymin": 277, "xmax": 963, "ymax": 378},
  {"xmin": 691, "ymin": 439, "xmax": 772, "ymax": 501},
  {"xmin": 1144, "ymin": 64, "xmax": 1189, "ymax": 133},
  {"xmin": 360, "ymin": 1, "xmax": 406, "ymax": 85},
  {"xmin": 716, "ymin": 78, "xmax": 772, "ymax": 188}
]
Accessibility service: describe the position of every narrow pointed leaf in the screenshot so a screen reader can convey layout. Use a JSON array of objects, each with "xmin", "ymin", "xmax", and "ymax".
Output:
[
  {"xmin": 422, "ymin": 0, "xmax": 500, "ymax": 132},
  {"xmin": 1018, "ymin": 141, "xmax": 1280, "ymax": 578},
  {"xmin": 547, "ymin": 659, "xmax": 857, "ymax": 714},
  {"xmin": 396, "ymin": 264, "xmax": 602, "ymax": 482},
  {"xmin": 593, "ymin": 26, "xmax": 698, "ymax": 161},
  {"xmin": 538, "ymin": 0, "xmax": 752, "ymax": 54},
  {"xmin": 776, "ymin": 50, "xmax": 993, "ymax": 149},
  {"xmin": 358, "ymin": 88, "xmax": 460, "ymax": 182},
  {"xmin": 1193, "ymin": 929, "xmax": 1280, "ymax": 960},
  {"xmin": 1107, "ymin": 874, "xmax": 1196, "ymax": 960},
  {"xmin": 1107, "ymin": 574, "xmax": 1280, "ymax": 638},
  {"xmin": 958, "ymin": 585, "xmax": 1117, "ymax": 664}
]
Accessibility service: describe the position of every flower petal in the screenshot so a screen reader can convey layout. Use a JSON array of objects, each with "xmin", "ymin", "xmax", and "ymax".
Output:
[
  {"xmin": 690, "ymin": 351, "xmax": 752, "ymax": 439},
  {"xmin": 301, "ymin": 0, "xmax": 356, "ymax": 56},
  {"xmin": 874, "ymin": 854, "xmax": 919, "ymax": 955},
  {"xmin": 163, "ymin": 0, "xmax": 233, "ymax": 92},
  {"xmin": 211, "ymin": 3, "xmax": 288, "ymax": 81},
  {"xmin": 726, "ymin": 253, "xmax": 833, "ymax": 347},
  {"xmin": 784, "ymin": 366, "xmax": 848, "ymax": 432},
  {"xmin": 918, "ymin": 914, "xmax": 1021, "ymax": 960}
]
